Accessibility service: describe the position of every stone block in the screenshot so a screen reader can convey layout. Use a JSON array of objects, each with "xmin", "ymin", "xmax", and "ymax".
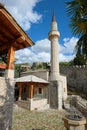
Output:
[{"xmin": 49, "ymin": 80, "xmax": 62, "ymax": 110}]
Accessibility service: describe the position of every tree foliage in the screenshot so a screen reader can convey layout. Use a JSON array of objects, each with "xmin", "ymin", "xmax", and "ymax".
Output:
[
  {"xmin": 66, "ymin": 0, "xmax": 87, "ymax": 36},
  {"xmin": 73, "ymin": 52, "xmax": 86, "ymax": 65},
  {"xmin": 66, "ymin": 0, "xmax": 87, "ymax": 62},
  {"xmin": 59, "ymin": 61, "xmax": 73, "ymax": 66},
  {"xmin": 14, "ymin": 64, "xmax": 21, "ymax": 78}
]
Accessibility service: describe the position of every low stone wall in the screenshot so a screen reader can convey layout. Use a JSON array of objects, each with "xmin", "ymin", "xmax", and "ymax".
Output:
[
  {"xmin": 17, "ymin": 100, "xmax": 30, "ymax": 109},
  {"xmin": 31, "ymin": 98, "xmax": 48, "ymax": 110},
  {"xmin": 17, "ymin": 98, "xmax": 48, "ymax": 110},
  {"xmin": 0, "ymin": 77, "xmax": 15, "ymax": 130},
  {"xmin": 76, "ymin": 97, "xmax": 87, "ymax": 117},
  {"xmin": 71, "ymin": 95, "xmax": 87, "ymax": 118}
]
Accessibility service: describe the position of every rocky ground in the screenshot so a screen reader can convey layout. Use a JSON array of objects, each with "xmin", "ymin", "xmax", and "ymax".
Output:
[{"xmin": 11, "ymin": 105, "xmax": 66, "ymax": 130}]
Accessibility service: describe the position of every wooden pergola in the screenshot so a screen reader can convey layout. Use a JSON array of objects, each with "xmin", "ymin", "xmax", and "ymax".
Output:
[{"xmin": 0, "ymin": 3, "xmax": 34, "ymax": 77}]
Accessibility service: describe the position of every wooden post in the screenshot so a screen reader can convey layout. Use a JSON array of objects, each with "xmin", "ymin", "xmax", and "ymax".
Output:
[
  {"xmin": 5, "ymin": 46, "xmax": 15, "ymax": 78},
  {"xmin": 19, "ymin": 83, "xmax": 22, "ymax": 100},
  {"xmin": 29, "ymin": 83, "xmax": 34, "ymax": 99},
  {"xmin": 7, "ymin": 46, "xmax": 15, "ymax": 70}
]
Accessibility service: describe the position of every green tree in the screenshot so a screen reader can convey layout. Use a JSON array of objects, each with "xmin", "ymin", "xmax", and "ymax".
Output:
[
  {"xmin": 73, "ymin": 52, "xmax": 86, "ymax": 65},
  {"xmin": 59, "ymin": 61, "xmax": 74, "ymax": 67},
  {"xmin": 66, "ymin": 0, "xmax": 87, "ymax": 60},
  {"xmin": 37, "ymin": 64, "xmax": 43, "ymax": 69},
  {"xmin": 14, "ymin": 64, "xmax": 21, "ymax": 78}
]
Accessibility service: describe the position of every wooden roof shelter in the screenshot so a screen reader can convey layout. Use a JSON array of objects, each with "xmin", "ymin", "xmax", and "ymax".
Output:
[
  {"xmin": 0, "ymin": 3, "xmax": 34, "ymax": 71},
  {"xmin": 16, "ymin": 75, "xmax": 49, "ymax": 100}
]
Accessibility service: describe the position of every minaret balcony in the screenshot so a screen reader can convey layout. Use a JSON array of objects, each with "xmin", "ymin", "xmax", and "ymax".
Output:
[{"xmin": 48, "ymin": 30, "xmax": 60, "ymax": 40}]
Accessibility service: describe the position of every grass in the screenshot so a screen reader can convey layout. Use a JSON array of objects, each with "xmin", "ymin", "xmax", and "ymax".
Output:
[{"xmin": 12, "ymin": 107, "xmax": 66, "ymax": 130}]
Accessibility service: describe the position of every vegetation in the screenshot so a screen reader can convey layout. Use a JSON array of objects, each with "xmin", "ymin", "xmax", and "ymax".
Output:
[
  {"xmin": 0, "ymin": 52, "xmax": 8, "ymax": 63},
  {"xmin": 15, "ymin": 63, "xmax": 31, "ymax": 77},
  {"xmin": 31, "ymin": 62, "xmax": 49, "ymax": 70},
  {"xmin": 59, "ymin": 61, "xmax": 73, "ymax": 66},
  {"xmin": 14, "ymin": 64, "xmax": 21, "ymax": 78},
  {"xmin": 73, "ymin": 52, "xmax": 86, "ymax": 65},
  {"xmin": 66, "ymin": 0, "xmax": 87, "ymax": 64}
]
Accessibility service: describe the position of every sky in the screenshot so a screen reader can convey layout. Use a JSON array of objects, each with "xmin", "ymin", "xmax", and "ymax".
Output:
[{"xmin": 0, "ymin": 0, "xmax": 79, "ymax": 64}]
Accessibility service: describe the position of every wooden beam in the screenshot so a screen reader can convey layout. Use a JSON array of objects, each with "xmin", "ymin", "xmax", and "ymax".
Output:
[
  {"xmin": 0, "ymin": 33, "xmax": 8, "ymax": 43},
  {"xmin": 0, "ymin": 21, "xmax": 14, "ymax": 40},
  {"xmin": 0, "ymin": 36, "xmax": 24, "ymax": 52},
  {"xmin": 16, "ymin": 36, "xmax": 25, "ymax": 42},
  {"xmin": 0, "ymin": 63, "xmax": 6, "ymax": 69},
  {"xmin": 0, "ymin": 9, "xmax": 34, "ymax": 46}
]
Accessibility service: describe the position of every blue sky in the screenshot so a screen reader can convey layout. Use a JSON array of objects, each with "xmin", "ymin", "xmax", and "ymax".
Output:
[
  {"xmin": 0, "ymin": 0, "xmax": 78, "ymax": 63},
  {"xmin": 28, "ymin": 0, "xmax": 73, "ymax": 42}
]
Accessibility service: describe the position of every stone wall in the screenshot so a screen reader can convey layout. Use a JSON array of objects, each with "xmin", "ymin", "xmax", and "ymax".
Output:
[
  {"xmin": 17, "ymin": 98, "xmax": 48, "ymax": 110},
  {"xmin": 60, "ymin": 65, "xmax": 87, "ymax": 92},
  {"xmin": 21, "ymin": 69, "xmax": 49, "ymax": 81},
  {"xmin": 48, "ymin": 81, "xmax": 63, "ymax": 110},
  {"xmin": 0, "ymin": 77, "xmax": 15, "ymax": 130},
  {"xmin": 21, "ymin": 65, "xmax": 87, "ymax": 93},
  {"xmin": 71, "ymin": 95, "xmax": 87, "ymax": 117}
]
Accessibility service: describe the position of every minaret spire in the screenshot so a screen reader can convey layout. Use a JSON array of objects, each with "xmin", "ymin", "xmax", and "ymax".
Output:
[
  {"xmin": 50, "ymin": 11, "xmax": 58, "ymax": 31},
  {"xmin": 52, "ymin": 11, "xmax": 56, "ymax": 22}
]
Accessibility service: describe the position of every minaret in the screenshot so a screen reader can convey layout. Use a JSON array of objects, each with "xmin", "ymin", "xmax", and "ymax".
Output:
[
  {"xmin": 48, "ymin": 12, "xmax": 60, "ymax": 81},
  {"xmin": 48, "ymin": 12, "xmax": 67, "ymax": 110}
]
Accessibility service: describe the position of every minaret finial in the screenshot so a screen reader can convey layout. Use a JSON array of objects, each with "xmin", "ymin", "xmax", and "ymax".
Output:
[{"xmin": 52, "ymin": 10, "xmax": 56, "ymax": 22}]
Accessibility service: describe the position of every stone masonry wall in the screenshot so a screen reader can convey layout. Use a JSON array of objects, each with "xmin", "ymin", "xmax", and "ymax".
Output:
[
  {"xmin": 21, "ymin": 65, "xmax": 87, "ymax": 93},
  {"xmin": 17, "ymin": 99, "xmax": 48, "ymax": 110},
  {"xmin": 21, "ymin": 70, "xmax": 49, "ymax": 81},
  {"xmin": 0, "ymin": 77, "xmax": 15, "ymax": 130},
  {"xmin": 60, "ymin": 65, "xmax": 87, "ymax": 92}
]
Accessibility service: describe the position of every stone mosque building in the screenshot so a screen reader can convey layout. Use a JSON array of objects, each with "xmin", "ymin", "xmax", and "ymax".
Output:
[{"xmin": 16, "ymin": 12, "xmax": 67, "ymax": 110}]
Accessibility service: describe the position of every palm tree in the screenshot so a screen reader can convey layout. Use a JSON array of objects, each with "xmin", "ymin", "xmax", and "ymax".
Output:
[{"xmin": 66, "ymin": 0, "xmax": 87, "ymax": 61}]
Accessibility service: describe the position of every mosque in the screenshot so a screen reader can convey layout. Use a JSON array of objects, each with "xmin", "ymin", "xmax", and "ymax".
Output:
[{"xmin": 15, "ymin": 12, "xmax": 67, "ymax": 110}]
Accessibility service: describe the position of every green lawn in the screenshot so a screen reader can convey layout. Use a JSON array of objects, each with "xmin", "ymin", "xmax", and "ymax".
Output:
[{"xmin": 12, "ymin": 107, "xmax": 66, "ymax": 130}]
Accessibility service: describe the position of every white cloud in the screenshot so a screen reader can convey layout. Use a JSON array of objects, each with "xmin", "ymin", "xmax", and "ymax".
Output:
[
  {"xmin": 32, "ymin": 39, "xmax": 50, "ymax": 53},
  {"xmin": 0, "ymin": 0, "xmax": 42, "ymax": 30},
  {"xmin": 59, "ymin": 53, "xmax": 75, "ymax": 62},
  {"xmin": 15, "ymin": 37, "xmax": 78, "ymax": 64},
  {"xmin": 59, "ymin": 37, "xmax": 78, "ymax": 55},
  {"xmin": 15, "ymin": 39, "xmax": 50, "ymax": 63}
]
